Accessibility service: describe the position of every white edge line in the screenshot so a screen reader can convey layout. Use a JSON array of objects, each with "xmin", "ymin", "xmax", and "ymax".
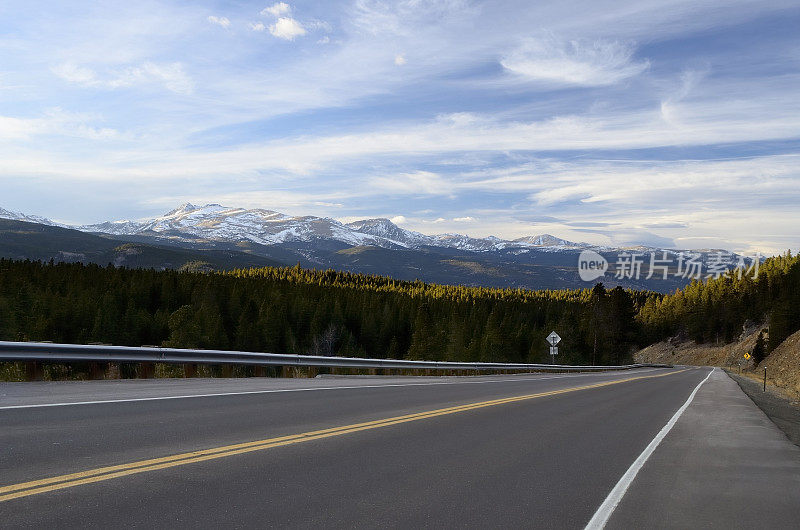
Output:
[
  {"xmin": 0, "ymin": 368, "xmax": 661, "ymax": 410},
  {"xmin": 584, "ymin": 367, "xmax": 715, "ymax": 530}
]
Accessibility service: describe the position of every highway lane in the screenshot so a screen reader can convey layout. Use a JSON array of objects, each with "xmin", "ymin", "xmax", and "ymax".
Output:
[
  {"xmin": 0, "ymin": 369, "xmax": 667, "ymax": 485},
  {"xmin": 0, "ymin": 369, "xmax": 667, "ymax": 408},
  {"xmin": 0, "ymin": 367, "xmax": 771, "ymax": 528}
]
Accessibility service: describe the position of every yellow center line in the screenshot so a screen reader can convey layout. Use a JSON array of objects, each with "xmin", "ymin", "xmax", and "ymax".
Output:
[{"xmin": 0, "ymin": 368, "xmax": 687, "ymax": 502}]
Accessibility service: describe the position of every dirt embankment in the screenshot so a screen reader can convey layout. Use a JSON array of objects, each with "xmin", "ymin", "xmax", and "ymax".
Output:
[
  {"xmin": 635, "ymin": 325, "xmax": 764, "ymax": 368},
  {"xmin": 636, "ymin": 325, "xmax": 800, "ymax": 400},
  {"xmin": 758, "ymin": 329, "xmax": 800, "ymax": 399}
]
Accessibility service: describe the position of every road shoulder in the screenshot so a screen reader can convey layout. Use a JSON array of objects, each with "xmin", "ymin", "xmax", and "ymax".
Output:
[
  {"xmin": 605, "ymin": 368, "xmax": 800, "ymax": 529},
  {"xmin": 726, "ymin": 371, "xmax": 800, "ymax": 448}
]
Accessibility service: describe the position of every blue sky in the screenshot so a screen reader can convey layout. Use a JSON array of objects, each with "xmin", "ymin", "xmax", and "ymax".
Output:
[{"xmin": 1, "ymin": 0, "xmax": 799, "ymax": 254}]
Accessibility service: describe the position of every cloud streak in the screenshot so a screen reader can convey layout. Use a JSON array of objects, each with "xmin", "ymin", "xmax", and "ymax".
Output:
[
  {"xmin": 207, "ymin": 16, "xmax": 231, "ymax": 29},
  {"xmin": 52, "ymin": 61, "xmax": 193, "ymax": 94},
  {"xmin": 501, "ymin": 35, "xmax": 649, "ymax": 86}
]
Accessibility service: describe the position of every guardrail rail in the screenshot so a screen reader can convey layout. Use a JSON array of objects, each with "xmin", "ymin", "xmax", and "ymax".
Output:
[{"xmin": 0, "ymin": 340, "xmax": 670, "ymax": 378}]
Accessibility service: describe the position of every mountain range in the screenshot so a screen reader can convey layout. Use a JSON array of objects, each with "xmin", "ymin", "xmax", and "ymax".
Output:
[
  {"xmin": 0, "ymin": 203, "xmax": 735, "ymax": 292},
  {"xmin": 74, "ymin": 203, "xmax": 587, "ymax": 253}
]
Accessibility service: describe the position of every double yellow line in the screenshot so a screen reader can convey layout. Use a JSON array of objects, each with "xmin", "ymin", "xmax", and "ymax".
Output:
[{"xmin": 0, "ymin": 369, "xmax": 685, "ymax": 502}]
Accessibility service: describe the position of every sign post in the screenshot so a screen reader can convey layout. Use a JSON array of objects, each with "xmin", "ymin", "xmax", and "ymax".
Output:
[{"xmin": 546, "ymin": 331, "xmax": 561, "ymax": 365}]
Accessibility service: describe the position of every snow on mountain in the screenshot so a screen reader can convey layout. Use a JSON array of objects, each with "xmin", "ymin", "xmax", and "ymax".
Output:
[
  {"xmin": 345, "ymin": 218, "xmax": 438, "ymax": 247},
  {"xmin": 11, "ymin": 202, "xmax": 589, "ymax": 253},
  {"xmin": 512, "ymin": 234, "xmax": 584, "ymax": 248},
  {"xmin": 432, "ymin": 233, "xmax": 508, "ymax": 252},
  {"xmin": 0, "ymin": 207, "xmax": 60, "ymax": 227},
  {"xmin": 81, "ymin": 204, "xmax": 401, "ymax": 248},
  {"xmin": 82, "ymin": 220, "xmax": 149, "ymax": 235}
]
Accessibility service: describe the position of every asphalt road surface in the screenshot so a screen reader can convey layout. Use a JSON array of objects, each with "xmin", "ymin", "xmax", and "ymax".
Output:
[{"xmin": 1, "ymin": 367, "xmax": 799, "ymax": 528}]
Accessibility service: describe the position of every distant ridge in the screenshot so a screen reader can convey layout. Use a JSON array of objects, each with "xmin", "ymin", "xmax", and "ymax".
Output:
[
  {"xmin": 71, "ymin": 203, "xmax": 591, "ymax": 252},
  {"xmin": 0, "ymin": 207, "xmax": 60, "ymax": 227},
  {"xmin": 0, "ymin": 204, "xmax": 742, "ymax": 293}
]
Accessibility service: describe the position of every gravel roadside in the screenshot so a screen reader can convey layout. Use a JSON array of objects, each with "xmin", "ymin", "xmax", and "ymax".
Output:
[{"xmin": 727, "ymin": 370, "xmax": 800, "ymax": 448}]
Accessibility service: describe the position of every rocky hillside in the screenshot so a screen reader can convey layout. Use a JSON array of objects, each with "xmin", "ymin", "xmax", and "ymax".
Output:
[
  {"xmin": 758, "ymin": 329, "xmax": 800, "ymax": 398},
  {"xmin": 635, "ymin": 324, "xmax": 765, "ymax": 368},
  {"xmin": 636, "ymin": 325, "xmax": 800, "ymax": 399}
]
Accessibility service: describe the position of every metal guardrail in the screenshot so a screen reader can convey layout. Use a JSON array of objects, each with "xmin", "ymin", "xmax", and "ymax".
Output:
[{"xmin": 0, "ymin": 341, "xmax": 668, "ymax": 372}]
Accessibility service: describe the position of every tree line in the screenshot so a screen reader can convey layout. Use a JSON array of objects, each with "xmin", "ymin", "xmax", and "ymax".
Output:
[
  {"xmin": 636, "ymin": 252, "xmax": 800, "ymax": 352},
  {"xmin": 0, "ymin": 259, "xmax": 642, "ymax": 366},
  {"xmin": 0, "ymin": 252, "xmax": 797, "ymax": 373}
]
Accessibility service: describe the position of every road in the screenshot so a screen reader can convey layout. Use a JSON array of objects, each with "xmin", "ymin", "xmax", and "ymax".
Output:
[{"xmin": 1, "ymin": 367, "xmax": 799, "ymax": 528}]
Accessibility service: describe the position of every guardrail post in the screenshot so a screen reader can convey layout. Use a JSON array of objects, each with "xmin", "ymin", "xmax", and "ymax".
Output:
[
  {"xmin": 139, "ymin": 362, "xmax": 155, "ymax": 379},
  {"xmin": 184, "ymin": 363, "xmax": 197, "ymax": 378},
  {"xmin": 281, "ymin": 365, "xmax": 292, "ymax": 378},
  {"xmin": 24, "ymin": 361, "xmax": 44, "ymax": 381},
  {"xmin": 221, "ymin": 364, "xmax": 233, "ymax": 378},
  {"xmin": 89, "ymin": 362, "xmax": 106, "ymax": 380}
]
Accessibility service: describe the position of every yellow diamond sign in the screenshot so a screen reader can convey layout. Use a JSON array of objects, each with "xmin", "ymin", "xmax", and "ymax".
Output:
[{"xmin": 744, "ymin": 353, "xmax": 751, "ymax": 360}]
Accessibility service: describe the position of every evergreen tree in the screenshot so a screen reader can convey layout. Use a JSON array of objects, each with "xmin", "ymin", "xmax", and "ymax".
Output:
[{"xmin": 752, "ymin": 331, "xmax": 767, "ymax": 365}]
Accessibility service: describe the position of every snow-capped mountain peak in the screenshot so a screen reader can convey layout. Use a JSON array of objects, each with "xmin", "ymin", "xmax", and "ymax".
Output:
[
  {"xmin": 513, "ymin": 234, "xmax": 581, "ymax": 248},
  {"xmin": 76, "ymin": 203, "xmax": 597, "ymax": 252},
  {"xmin": 0, "ymin": 207, "xmax": 59, "ymax": 227},
  {"xmin": 80, "ymin": 204, "xmax": 394, "ymax": 248},
  {"xmin": 163, "ymin": 202, "xmax": 200, "ymax": 217},
  {"xmin": 6, "ymin": 202, "xmax": 592, "ymax": 253},
  {"xmin": 345, "ymin": 218, "xmax": 436, "ymax": 247}
]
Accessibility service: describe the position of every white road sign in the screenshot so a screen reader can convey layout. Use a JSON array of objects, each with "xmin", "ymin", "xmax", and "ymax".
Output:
[
  {"xmin": 550, "ymin": 346, "xmax": 558, "ymax": 356},
  {"xmin": 546, "ymin": 331, "xmax": 561, "ymax": 346}
]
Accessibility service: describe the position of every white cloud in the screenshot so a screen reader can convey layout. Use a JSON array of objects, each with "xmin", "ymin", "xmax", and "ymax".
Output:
[
  {"xmin": 52, "ymin": 61, "xmax": 193, "ymax": 95},
  {"xmin": 390, "ymin": 215, "xmax": 407, "ymax": 224},
  {"xmin": 269, "ymin": 17, "xmax": 306, "ymax": 40},
  {"xmin": 0, "ymin": 115, "xmax": 37, "ymax": 139},
  {"xmin": 0, "ymin": 108, "xmax": 118, "ymax": 141},
  {"xmin": 660, "ymin": 69, "xmax": 708, "ymax": 124},
  {"xmin": 250, "ymin": 22, "xmax": 266, "ymax": 32},
  {"xmin": 261, "ymin": 2, "xmax": 291, "ymax": 17},
  {"xmin": 501, "ymin": 35, "xmax": 649, "ymax": 86},
  {"xmin": 40, "ymin": 108, "xmax": 119, "ymax": 140},
  {"xmin": 394, "ymin": 54, "xmax": 407, "ymax": 66},
  {"xmin": 453, "ymin": 216, "xmax": 476, "ymax": 222},
  {"xmin": 351, "ymin": 0, "xmax": 474, "ymax": 36},
  {"xmin": 306, "ymin": 19, "xmax": 332, "ymax": 32},
  {"xmin": 207, "ymin": 16, "xmax": 230, "ymax": 29},
  {"xmin": 371, "ymin": 171, "xmax": 453, "ymax": 195},
  {"xmin": 125, "ymin": 62, "xmax": 194, "ymax": 94},
  {"xmin": 51, "ymin": 63, "xmax": 96, "ymax": 85}
]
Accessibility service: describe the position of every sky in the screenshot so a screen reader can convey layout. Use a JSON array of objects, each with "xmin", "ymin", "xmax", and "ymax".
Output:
[{"xmin": 1, "ymin": 0, "xmax": 799, "ymax": 255}]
